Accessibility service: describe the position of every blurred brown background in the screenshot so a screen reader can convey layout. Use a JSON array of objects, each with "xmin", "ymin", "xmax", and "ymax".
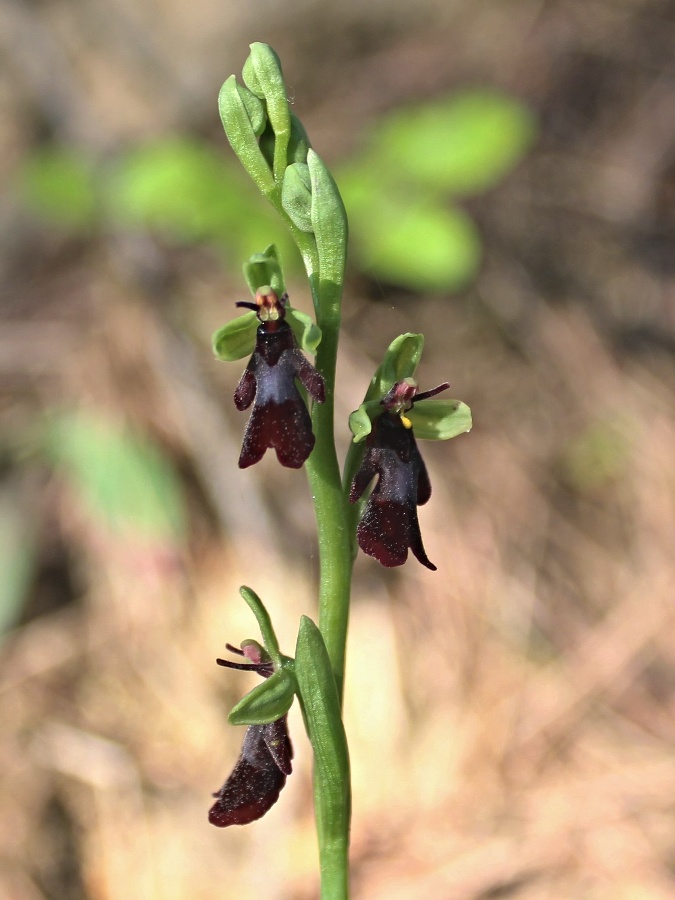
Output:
[{"xmin": 2, "ymin": 0, "xmax": 675, "ymax": 898}]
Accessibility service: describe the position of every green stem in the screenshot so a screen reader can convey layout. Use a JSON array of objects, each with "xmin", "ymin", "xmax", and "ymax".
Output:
[{"xmin": 305, "ymin": 315, "xmax": 353, "ymax": 701}]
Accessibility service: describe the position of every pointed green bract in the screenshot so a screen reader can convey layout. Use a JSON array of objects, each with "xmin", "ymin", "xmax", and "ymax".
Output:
[
  {"xmin": 282, "ymin": 163, "xmax": 314, "ymax": 233},
  {"xmin": 243, "ymin": 43, "xmax": 291, "ymax": 184},
  {"xmin": 228, "ymin": 667, "xmax": 296, "ymax": 726},
  {"xmin": 309, "ymin": 150, "xmax": 348, "ymax": 292},
  {"xmin": 288, "ymin": 114, "xmax": 311, "ymax": 164},
  {"xmin": 295, "ymin": 616, "xmax": 351, "ymax": 877},
  {"xmin": 408, "ymin": 399, "xmax": 473, "ymax": 440},
  {"xmin": 234, "ymin": 82, "xmax": 267, "ymax": 136},
  {"xmin": 212, "ymin": 311, "xmax": 257, "ymax": 361},
  {"xmin": 218, "ymin": 76, "xmax": 275, "ymax": 197}
]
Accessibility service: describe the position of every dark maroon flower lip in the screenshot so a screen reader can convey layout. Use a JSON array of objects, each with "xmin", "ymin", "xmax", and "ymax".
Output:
[
  {"xmin": 209, "ymin": 644, "xmax": 293, "ymax": 828},
  {"xmin": 350, "ymin": 380, "xmax": 449, "ymax": 571},
  {"xmin": 234, "ymin": 288, "xmax": 325, "ymax": 469}
]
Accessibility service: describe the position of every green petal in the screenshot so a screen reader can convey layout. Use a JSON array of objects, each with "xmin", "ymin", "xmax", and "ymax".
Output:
[
  {"xmin": 348, "ymin": 400, "xmax": 381, "ymax": 443},
  {"xmin": 287, "ymin": 307, "xmax": 321, "ymax": 354},
  {"xmin": 228, "ymin": 667, "xmax": 295, "ymax": 726},
  {"xmin": 409, "ymin": 399, "xmax": 472, "ymax": 440},
  {"xmin": 212, "ymin": 312, "xmax": 257, "ymax": 361}
]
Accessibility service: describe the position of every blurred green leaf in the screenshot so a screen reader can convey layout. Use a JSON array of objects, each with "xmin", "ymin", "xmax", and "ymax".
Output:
[
  {"xmin": 357, "ymin": 196, "xmax": 482, "ymax": 292},
  {"xmin": 19, "ymin": 148, "xmax": 98, "ymax": 230},
  {"xmin": 561, "ymin": 419, "xmax": 631, "ymax": 491},
  {"xmin": 337, "ymin": 89, "xmax": 535, "ymax": 292},
  {"xmin": 106, "ymin": 137, "xmax": 298, "ymax": 265},
  {"xmin": 0, "ymin": 489, "xmax": 37, "ymax": 636},
  {"xmin": 45, "ymin": 412, "xmax": 186, "ymax": 542},
  {"xmin": 107, "ymin": 138, "xmax": 245, "ymax": 241},
  {"xmin": 373, "ymin": 90, "xmax": 537, "ymax": 194}
]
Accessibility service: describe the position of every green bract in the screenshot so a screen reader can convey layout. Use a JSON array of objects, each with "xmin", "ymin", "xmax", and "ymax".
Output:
[
  {"xmin": 295, "ymin": 617, "xmax": 351, "ymax": 869},
  {"xmin": 282, "ymin": 163, "xmax": 313, "ymax": 233},
  {"xmin": 228, "ymin": 667, "xmax": 296, "ymax": 726},
  {"xmin": 288, "ymin": 114, "xmax": 311, "ymax": 164},
  {"xmin": 309, "ymin": 150, "xmax": 348, "ymax": 290},
  {"xmin": 218, "ymin": 76, "xmax": 276, "ymax": 197},
  {"xmin": 243, "ymin": 43, "xmax": 291, "ymax": 184}
]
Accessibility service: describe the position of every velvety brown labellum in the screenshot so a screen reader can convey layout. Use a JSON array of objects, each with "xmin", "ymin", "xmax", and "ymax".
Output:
[
  {"xmin": 235, "ymin": 321, "xmax": 325, "ymax": 468},
  {"xmin": 209, "ymin": 716, "xmax": 293, "ymax": 827},
  {"xmin": 350, "ymin": 412, "xmax": 435, "ymax": 570}
]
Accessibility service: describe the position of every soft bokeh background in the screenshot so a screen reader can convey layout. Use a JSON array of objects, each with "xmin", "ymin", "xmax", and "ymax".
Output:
[{"xmin": 2, "ymin": 1, "xmax": 675, "ymax": 898}]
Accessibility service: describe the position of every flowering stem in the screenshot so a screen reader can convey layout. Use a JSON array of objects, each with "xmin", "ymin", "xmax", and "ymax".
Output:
[{"xmin": 219, "ymin": 44, "xmax": 353, "ymax": 899}]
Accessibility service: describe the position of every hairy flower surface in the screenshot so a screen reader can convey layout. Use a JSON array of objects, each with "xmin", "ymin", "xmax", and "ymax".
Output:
[
  {"xmin": 209, "ymin": 644, "xmax": 293, "ymax": 828},
  {"xmin": 349, "ymin": 379, "xmax": 449, "ymax": 570},
  {"xmin": 234, "ymin": 288, "xmax": 325, "ymax": 468}
]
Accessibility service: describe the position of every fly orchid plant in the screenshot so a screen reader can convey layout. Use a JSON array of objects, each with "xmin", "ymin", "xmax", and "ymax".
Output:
[{"xmin": 210, "ymin": 43, "xmax": 472, "ymax": 899}]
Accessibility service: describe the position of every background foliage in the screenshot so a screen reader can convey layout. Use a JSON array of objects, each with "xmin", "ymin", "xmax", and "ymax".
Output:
[{"xmin": 1, "ymin": 0, "xmax": 675, "ymax": 898}]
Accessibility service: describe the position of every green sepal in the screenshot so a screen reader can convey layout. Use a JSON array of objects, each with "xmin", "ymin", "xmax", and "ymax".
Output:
[
  {"xmin": 243, "ymin": 43, "xmax": 291, "ymax": 184},
  {"xmin": 408, "ymin": 399, "xmax": 472, "ymax": 440},
  {"xmin": 365, "ymin": 332, "xmax": 425, "ymax": 402},
  {"xmin": 228, "ymin": 667, "xmax": 295, "ymax": 726},
  {"xmin": 212, "ymin": 311, "xmax": 257, "ymax": 361},
  {"xmin": 281, "ymin": 163, "xmax": 313, "ymax": 233},
  {"xmin": 243, "ymin": 244, "xmax": 285, "ymax": 297},
  {"xmin": 218, "ymin": 76, "xmax": 275, "ymax": 197},
  {"xmin": 295, "ymin": 617, "xmax": 351, "ymax": 848}
]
